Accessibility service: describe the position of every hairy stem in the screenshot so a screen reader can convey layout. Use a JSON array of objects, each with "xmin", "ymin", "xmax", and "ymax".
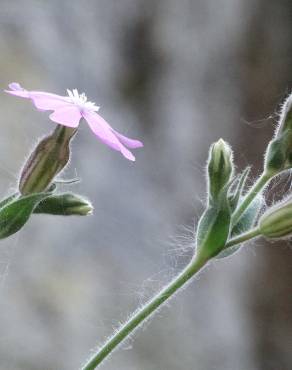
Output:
[
  {"xmin": 231, "ymin": 172, "xmax": 271, "ymax": 226},
  {"xmin": 224, "ymin": 227, "xmax": 261, "ymax": 249},
  {"xmin": 81, "ymin": 225, "xmax": 261, "ymax": 370},
  {"xmin": 81, "ymin": 254, "xmax": 207, "ymax": 370}
]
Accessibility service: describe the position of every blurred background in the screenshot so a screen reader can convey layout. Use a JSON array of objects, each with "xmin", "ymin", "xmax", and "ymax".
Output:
[{"xmin": 0, "ymin": 1, "xmax": 291, "ymax": 369}]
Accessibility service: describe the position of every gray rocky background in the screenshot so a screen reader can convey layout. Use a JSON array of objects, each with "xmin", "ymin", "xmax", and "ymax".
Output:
[{"xmin": 0, "ymin": 1, "xmax": 291, "ymax": 369}]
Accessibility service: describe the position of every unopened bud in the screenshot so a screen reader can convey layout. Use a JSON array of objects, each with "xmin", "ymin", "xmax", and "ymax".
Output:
[
  {"xmin": 208, "ymin": 139, "xmax": 234, "ymax": 201},
  {"xmin": 259, "ymin": 198, "xmax": 292, "ymax": 239},
  {"xmin": 34, "ymin": 193, "xmax": 93, "ymax": 216},
  {"xmin": 19, "ymin": 125, "xmax": 77, "ymax": 195},
  {"xmin": 265, "ymin": 94, "xmax": 292, "ymax": 175}
]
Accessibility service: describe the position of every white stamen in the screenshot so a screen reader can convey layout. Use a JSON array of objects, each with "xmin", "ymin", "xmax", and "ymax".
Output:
[{"xmin": 67, "ymin": 89, "xmax": 100, "ymax": 111}]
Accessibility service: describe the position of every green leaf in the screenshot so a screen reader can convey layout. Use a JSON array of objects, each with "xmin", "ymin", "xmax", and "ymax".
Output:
[
  {"xmin": 0, "ymin": 193, "xmax": 19, "ymax": 209},
  {"xmin": 0, "ymin": 192, "xmax": 51, "ymax": 240}
]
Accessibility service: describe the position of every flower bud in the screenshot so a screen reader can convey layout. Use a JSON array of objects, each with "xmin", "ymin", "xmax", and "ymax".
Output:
[
  {"xmin": 207, "ymin": 139, "xmax": 234, "ymax": 201},
  {"xmin": 34, "ymin": 193, "xmax": 93, "ymax": 216},
  {"xmin": 19, "ymin": 125, "xmax": 77, "ymax": 195},
  {"xmin": 259, "ymin": 198, "xmax": 292, "ymax": 239},
  {"xmin": 264, "ymin": 94, "xmax": 292, "ymax": 175}
]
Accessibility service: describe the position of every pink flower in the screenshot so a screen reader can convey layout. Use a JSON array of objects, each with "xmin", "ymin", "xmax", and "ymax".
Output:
[{"xmin": 5, "ymin": 83, "xmax": 143, "ymax": 161}]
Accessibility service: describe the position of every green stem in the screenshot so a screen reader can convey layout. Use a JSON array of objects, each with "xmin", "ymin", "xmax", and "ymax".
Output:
[
  {"xmin": 81, "ymin": 254, "xmax": 208, "ymax": 370},
  {"xmin": 231, "ymin": 172, "xmax": 271, "ymax": 226},
  {"xmin": 224, "ymin": 227, "xmax": 261, "ymax": 249},
  {"xmin": 81, "ymin": 228, "xmax": 262, "ymax": 370}
]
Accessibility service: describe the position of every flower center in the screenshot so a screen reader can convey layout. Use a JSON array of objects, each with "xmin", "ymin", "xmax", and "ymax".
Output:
[{"xmin": 67, "ymin": 89, "xmax": 99, "ymax": 111}]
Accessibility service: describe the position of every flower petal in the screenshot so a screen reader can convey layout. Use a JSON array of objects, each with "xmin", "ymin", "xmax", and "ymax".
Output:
[
  {"xmin": 6, "ymin": 83, "xmax": 142, "ymax": 161},
  {"xmin": 83, "ymin": 111, "xmax": 136, "ymax": 161},
  {"xmin": 49, "ymin": 105, "xmax": 82, "ymax": 128},
  {"xmin": 30, "ymin": 92, "xmax": 70, "ymax": 111},
  {"xmin": 5, "ymin": 83, "xmax": 71, "ymax": 111},
  {"xmin": 5, "ymin": 82, "xmax": 30, "ymax": 98},
  {"xmin": 111, "ymin": 130, "xmax": 144, "ymax": 149},
  {"xmin": 9, "ymin": 82, "xmax": 23, "ymax": 90}
]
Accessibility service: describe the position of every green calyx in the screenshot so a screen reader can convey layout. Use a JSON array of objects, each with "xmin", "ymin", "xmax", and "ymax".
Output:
[
  {"xmin": 196, "ymin": 194, "xmax": 231, "ymax": 259},
  {"xmin": 259, "ymin": 198, "xmax": 292, "ymax": 239},
  {"xmin": 19, "ymin": 125, "xmax": 77, "ymax": 195},
  {"xmin": 34, "ymin": 193, "xmax": 93, "ymax": 216}
]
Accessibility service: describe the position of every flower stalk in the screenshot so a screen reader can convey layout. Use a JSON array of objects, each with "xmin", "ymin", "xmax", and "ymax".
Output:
[
  {"xmin": 81, "ymin": 223, "xmax": 260, "ymax": 370},
  {"xmin": 223, "ymin": 227, "xmax": 261, "ymax": 249},
  {"xmin": 81, "ymin": 254, "xmax": 207, "ymax": 370}
]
